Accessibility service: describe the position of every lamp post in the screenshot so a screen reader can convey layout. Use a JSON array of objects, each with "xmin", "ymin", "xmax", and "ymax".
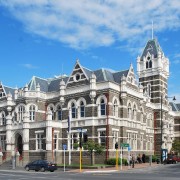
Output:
[{"xmin": 160, "ymin": 95, "xmax": 176, "ymax": 163}]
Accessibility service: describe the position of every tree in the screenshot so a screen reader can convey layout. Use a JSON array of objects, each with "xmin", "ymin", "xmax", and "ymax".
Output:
[
  {"xmin": 83, "ymin": 140, "xmax": 104, "ymax": 166},
  {"xmin": 171, "ymin": 140, "xmax": 180, "ymax": 154}
]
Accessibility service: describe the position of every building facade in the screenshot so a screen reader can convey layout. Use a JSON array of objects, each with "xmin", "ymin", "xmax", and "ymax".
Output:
[{"xmin": 0, "ymin": 39, "xmax": 178, "ymax": 166}]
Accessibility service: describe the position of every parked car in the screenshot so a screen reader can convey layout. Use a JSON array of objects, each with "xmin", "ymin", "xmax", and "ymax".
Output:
[
  {"xmin": 166, "ymin": 155, "xmax": 180, "ymax": 164},
  {"xmin": 25, "ymin": 160, "xmax": 57, "ymax": 172}
]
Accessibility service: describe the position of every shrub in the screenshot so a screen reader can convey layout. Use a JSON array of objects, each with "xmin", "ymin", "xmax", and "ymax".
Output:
[
  {"xmin": 106, "ymin": 158, "xmax": 128, "ymax": 165},
  {"xmin": 152, "ymin": 155, "xmax": 158, "ymax": 162}
]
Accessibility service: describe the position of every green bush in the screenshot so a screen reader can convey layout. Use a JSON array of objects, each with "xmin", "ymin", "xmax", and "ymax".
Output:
[
  {"xmin": 152, "ymin": 155, "xmax": 158, "ymax": 162},
  {"xmin": 106, "ymin": 158, "xmax": 128, "ymax": 165}
]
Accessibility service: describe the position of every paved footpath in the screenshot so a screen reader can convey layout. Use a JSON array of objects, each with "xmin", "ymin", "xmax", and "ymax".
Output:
[{"xmin": 69, "ymin": 163, "xmax": 161, "ymax": 173}]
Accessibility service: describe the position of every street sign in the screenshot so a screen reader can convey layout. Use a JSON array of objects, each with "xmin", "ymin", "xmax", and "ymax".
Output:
[
  {"xmin": 128, "ymin": 146, "xmax": 131, "ymax": 151},
  {"xmin": 121, "ymin": 143, "xmax": 129, "ymax": 148},
  {"xmin": 63, "ymin": 144, "xmax": 67, "ymax": 150},
  {"xmin": 162, "ymin": 149, "xmax": 168, "ymax": 162}
]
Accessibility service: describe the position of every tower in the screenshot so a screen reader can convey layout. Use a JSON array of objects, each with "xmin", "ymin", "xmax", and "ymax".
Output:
[{"xmin": 137, "ymin": 39, "xmax": 169, "ymax": 103}]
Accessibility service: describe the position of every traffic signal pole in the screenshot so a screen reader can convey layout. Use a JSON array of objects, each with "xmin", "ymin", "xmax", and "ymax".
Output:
[{"xmin": 116, "ymin": 148, "xmax": 118, "ymax": 170}]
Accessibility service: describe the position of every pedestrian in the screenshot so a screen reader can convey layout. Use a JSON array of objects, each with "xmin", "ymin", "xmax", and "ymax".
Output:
[
  {"xmin": 132, "ymin": 155, "xmax": 135, "ymax": 168},
  {"xmin": 142, "ymin": 153, "xmax": 146, "ymax": 163},
  {"xmin": 128, "ymin": 154, "xmax": 132, "ymax": 166}
]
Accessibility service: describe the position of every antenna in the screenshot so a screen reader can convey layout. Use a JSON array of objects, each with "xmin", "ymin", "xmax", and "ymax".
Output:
[
  {"xmin": 61, "ymin": 63, "xmax": 64, "ymax": 78},
  {"xmin": 152, "ymin": 20, "xmax": 154, "ymax": 39}
]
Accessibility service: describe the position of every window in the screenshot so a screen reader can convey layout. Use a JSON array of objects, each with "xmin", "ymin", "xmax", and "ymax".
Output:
[
  {"xmin": 112, "ymin": 131, "xmax": 118, "ymax": 149},
  {"xmin": 0, "ymin": 135, "xmax": 6, "ymax": 151},
  {"xmin": 80, "ymin": 101, "xmax": 85, "ymax": 118},
  {"xmin": 57, "ymin": 105, "xmax": 62, "ymax": 120},
  {"xmin": 71, "ymin": 133, "xmax": 79, "ymax": 150},
  {"xmin": 2, "ymin": 113, "xmax": 6, "ymax": 125},
  {"xmin": 53, "ymin": 133, "xmax": 58, "ymax": 150},
  {"xmin": 99, "ymin": 131, "xmax": 106, "ymax": 146},
  {"xmin": 146, "ymin": 56, "xmax": 152, "ymax": 69},
  {"xmin": 29, "ymin": 105, "xmax": 35, "ymax": 121},
  {"xmin": 18, "ymin": 106, "xmax": 25, "ymax": 122},
  {"xmin": 36, "ymin": 133, "xmax": 44, "ymax": 150},
  {"xmin": 132, "ymin": 105, "xmax": 137, "ymax": 121},
  {"xmin": 147, "ymin": 84, "xmax": 151, "ymax": 98},
  {"xmin": 113, "ymin": 100, "xmax": 118, "ymax": 117},
  {"xmin": 100, "ymin": 99, "xmax": 106, "ymax": 116},
  {"xmin": 71, "ymin": 102, "xmax": 76, "ymax": 119},
  {"xmin": 49, "ymin": 106, "xmax": 55, "ymax": 120},
  {"xmin": 128, "ymin": 103, "xmax": 132, "ymax": 119}
]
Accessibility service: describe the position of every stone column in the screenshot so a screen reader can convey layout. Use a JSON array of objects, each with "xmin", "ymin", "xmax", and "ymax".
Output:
[
  {"xmin": 46, "ymin": 109, "xmax": 52, "ymax": 162},
  {"xmin": 22, "ymin": 111, "xmax": 30, "ymax": 166},
  {"xmin": 6, "ymin": 108, "xmax": 13, "ymax": 161}
]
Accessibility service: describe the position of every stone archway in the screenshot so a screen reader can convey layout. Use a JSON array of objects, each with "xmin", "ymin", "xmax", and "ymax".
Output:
[{"xmin": 16, "ymin": 134, "xmax": 23, "ymax": 155}]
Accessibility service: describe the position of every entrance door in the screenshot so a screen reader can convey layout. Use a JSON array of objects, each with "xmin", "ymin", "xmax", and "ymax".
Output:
[{"xmin": 17, "ymin": 135, "xmax": 23, "ymax": 155}]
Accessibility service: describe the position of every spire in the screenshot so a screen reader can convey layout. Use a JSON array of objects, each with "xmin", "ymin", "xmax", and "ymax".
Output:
[{"xmin": 152, "ymin": 20, "xmax": 154, "ymax": 40}]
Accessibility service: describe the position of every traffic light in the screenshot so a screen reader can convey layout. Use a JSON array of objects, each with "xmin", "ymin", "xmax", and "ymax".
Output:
[
  {"xmin": 115, "ymin": 142, "xmax": 118, "ymax": 149},
  {"xmin": 84, "ymin": 134, "xmax": 88, "ymax": 143}
]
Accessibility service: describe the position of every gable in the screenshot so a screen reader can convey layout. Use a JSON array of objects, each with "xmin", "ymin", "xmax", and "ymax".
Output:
[
  {"xmin": 127, "ymin": 65, "xmax": 137, "ymax": 85},
  {"xmin": 66, "ymin": 60, "xmax": 90, "ymax": 88}
]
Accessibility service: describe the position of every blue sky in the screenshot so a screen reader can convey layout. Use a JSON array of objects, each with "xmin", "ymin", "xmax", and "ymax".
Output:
[{"xmin": 0, "ymin": 0, "xmax": 180, "ymax": 102}]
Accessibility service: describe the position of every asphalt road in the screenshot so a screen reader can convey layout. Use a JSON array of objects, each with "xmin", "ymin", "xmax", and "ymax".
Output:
[{"xmin": 0, "ymin": 163, "xmax": 179, "ymax": 180}]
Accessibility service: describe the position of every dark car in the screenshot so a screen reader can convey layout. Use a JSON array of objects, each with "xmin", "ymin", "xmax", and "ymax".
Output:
[
  {"xmin": 166, "ymin": 155, "xmax": 180, "ymax": 164},
  {"xmin": 25, "ymin": 160, "xmax": 57, "ymax": 172}
]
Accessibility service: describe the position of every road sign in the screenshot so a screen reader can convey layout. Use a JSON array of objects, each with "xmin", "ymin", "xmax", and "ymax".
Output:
[
  {"xmin": 63, "ymin": 144, "xmax": 67, "ymax": 150},
  {"xmin": 162, "ymin": 149, "xmax": 168, "ymax": 162},
  {"xmin": 128, "ymin": 146, "xmax": 131, "ymax": 151},
  {"xmin": 121, "ymin": 143, "xmax": 129, "ymax": 148}
]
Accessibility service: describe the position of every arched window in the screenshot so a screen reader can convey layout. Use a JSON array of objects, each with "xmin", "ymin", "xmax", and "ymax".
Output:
[
  {"xmin": 50, "ymin": 106, "xmax": 54, "ymax": 120},
  {"xmin": 29, "ymin": 105, "xmax": 35, "ymax": 121},
  {"xmin": 18, "ymin": 106, "xmax": 25, "ymax": 122},
  {"xmin": 113, "ymin": 99, "xmax": 117, "ymax": 116},
  {"xmin": 100, "ymin": 99, "xmax": 106, "ymax": 116},
  {"xmin": 146, "ymin": 56, "xmax": 153, "ymax": 69},
  {"xmin": 71, "ymin": 102, "xmax": 76, "ymax": 119},
  {"xmin": 2, "ymin": 112, "xmax": 6, "ymax": 125},
  {"xmin": 80, "ymin": 101, "xmax": 85, "ymax": 118},
  {"xmin": 128, "ymin": 103, "xmax": 132, "ymax": 119},
  {"xmin": 57, "ymin": 105, "xmax": 62, "ymax": 120},
  {"xmin": 133, "ymin": 105, "xmax": 137, "ymax": 121},
  {"xmin": 149, "ymin": 60, "xmax": 152, "ymax": 68}
]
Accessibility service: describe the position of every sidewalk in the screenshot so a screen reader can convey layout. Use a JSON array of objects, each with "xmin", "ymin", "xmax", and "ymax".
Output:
[{"xmin": 68, "ymin": 163, "xmax": 161, "ymax": 173}]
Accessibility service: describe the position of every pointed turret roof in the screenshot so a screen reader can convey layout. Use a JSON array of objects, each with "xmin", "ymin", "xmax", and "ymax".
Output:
[{"xmin": 140, "ymin": 39, "xmax": 163, "ymax": 61}]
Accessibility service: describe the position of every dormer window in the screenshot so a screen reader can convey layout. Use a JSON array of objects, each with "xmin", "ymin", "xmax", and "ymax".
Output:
[{"xmin": 74, "ymin": 73, "xmax": 81, "ymax": 82}]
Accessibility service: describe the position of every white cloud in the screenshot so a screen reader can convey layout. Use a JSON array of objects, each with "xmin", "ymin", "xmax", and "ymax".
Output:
[
  {"xmin": 21, "ymin": 64, "xmax": 38, "ymax": 69},
  {"xmin": 1, "ymin": 0, "xmax": 180, "ymax": 49}
]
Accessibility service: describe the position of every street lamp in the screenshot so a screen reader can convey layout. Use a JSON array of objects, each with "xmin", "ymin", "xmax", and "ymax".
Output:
[{"xmin": 160, "ymin": 95, "xmax": 176, "ymax": 163}]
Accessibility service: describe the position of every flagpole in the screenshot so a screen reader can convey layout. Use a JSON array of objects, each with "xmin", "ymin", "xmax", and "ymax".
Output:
[{"xmin": 68, "ymin": 108, "xmax": 71, "ymax": 165}]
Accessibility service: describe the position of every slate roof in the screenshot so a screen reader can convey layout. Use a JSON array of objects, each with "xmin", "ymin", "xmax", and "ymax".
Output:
[
  {"xmin": 26, "ymin": 64, "xmax": 129, "ymax": 93},
  {"xmin": 140, "ymin": 39, "xmax": 163, "ymax": 61},
  {"xmin": 82, "ymin": 66, "xmax": 129, "ymax": 84},
  {"xmin": 4, "ymin": 86, "xmax": 15, "ymax": 99},
  {"xmin": 169, "ymin": 102, "xmax": 180, "ymax": 112}
]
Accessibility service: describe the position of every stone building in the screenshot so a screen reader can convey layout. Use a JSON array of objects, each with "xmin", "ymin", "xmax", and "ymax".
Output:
[{"xmin": 0, "ymin": 38, "xmax": 177, "ymax": 166}]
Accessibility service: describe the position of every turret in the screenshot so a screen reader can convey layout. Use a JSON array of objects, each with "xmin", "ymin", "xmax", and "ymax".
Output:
[{"xmin": 89, "ymin": 73, "xmax": 96, "ymax": 102}]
